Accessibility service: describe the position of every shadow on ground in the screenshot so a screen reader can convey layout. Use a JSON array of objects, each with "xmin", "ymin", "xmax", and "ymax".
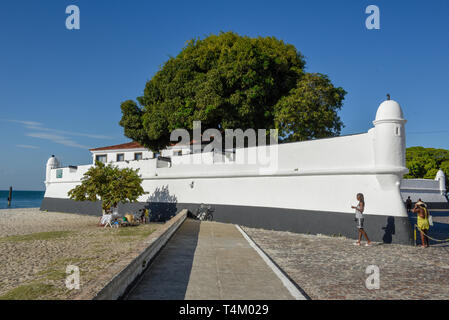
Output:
[{"xmin": 125, "ymin": 219, "xmax": 200, "ymax": 300}]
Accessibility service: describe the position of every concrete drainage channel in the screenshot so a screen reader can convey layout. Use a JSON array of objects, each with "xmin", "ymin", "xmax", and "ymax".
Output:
[
  {"xmin": 93, "ymin": 209, "xmax": 188, "ymax": 300},
  {"xmin": 93, "ymin": 209, "xmax": 307, "ymax": 300}
]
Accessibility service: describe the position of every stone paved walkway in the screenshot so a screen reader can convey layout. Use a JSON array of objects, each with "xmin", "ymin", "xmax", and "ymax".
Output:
[
  {"xmin": 242, "ymin": 214, "xmax": 449, "ymax": 300},
  {"xmin": 126, "ymin": 219, "xmax": 297, "ymax": 300}
]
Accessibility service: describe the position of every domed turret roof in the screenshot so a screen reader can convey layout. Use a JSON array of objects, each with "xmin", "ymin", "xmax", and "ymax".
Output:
[
  {"xmin": 374, "ymin": 99, "xmax": 405, "ymax": 123},
  {"xmin": 435, "ymin": 169, "xmax": 445, "ymax": 180},
  {"xmin": 46, "ymin": 155, "xmax": 60, "ymax": 168}
]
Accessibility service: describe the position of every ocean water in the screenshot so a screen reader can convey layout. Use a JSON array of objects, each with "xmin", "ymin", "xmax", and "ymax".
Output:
[{"xmin": 0, "ymin": 190, "xmax": 45, "ymax": 209}]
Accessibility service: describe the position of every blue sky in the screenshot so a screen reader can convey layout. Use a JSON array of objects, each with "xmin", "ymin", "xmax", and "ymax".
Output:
[{"xmin": 0, "ymin": 0, "xmax": 448, "ymax": 190}]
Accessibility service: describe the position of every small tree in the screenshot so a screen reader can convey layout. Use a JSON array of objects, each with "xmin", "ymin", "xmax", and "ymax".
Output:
[{"xmin": 68, "ymin": 161, "xmax": 147, "ymax": 213}]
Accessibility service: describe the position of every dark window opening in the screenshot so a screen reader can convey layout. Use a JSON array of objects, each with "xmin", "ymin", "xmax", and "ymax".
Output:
[
  {"xmin": 134, "ymin": 153, "xmax": 143, "ymax": 160},
  {"xmin": 95, "ymin": 155, "xmax": 107, "ymax": 163}
]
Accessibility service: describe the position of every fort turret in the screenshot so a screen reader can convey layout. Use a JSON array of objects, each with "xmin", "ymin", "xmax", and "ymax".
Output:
[
  {"xmin": 45, "ymin": 155, "xmax": 60, "ymax": 187},
  {"xmin": 435, "ymin": 169, "xmax": 446, "ymax": 196},
  {"xmin": 372, "ymin": 97, "xmax": 407, "ymax": 173}
]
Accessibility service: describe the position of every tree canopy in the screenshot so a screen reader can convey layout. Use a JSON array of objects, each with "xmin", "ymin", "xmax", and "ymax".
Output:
[
  {"xmin": 120, "ymin": 32, "xmax": 346, "ymax": 151},
  {"xmin": 405, "ymin": 146, "xmax": 449, "ymax": 191},
  {"xmin": 68, "ymin": 161, "xmax": 146, "ymax": 212}
]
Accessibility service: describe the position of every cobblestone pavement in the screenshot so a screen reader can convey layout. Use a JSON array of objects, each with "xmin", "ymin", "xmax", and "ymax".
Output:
[{"xmin": 242, "ymin": 214, "xmax": 449, "ymax": 300}]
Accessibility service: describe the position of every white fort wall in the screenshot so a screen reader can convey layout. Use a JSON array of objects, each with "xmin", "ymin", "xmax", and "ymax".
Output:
[
  {"xmin": 401, "ymin": 179, "xmax": 442, "ymax": 202},
  {"xmin": 44, "ymin": 130, "xmax": 406, "ymax": 217},
  {"xmin": 400, "ymin": 171, "xmax": 448, "ymax": 205},
  {"xmin": 42, "ymin": 99, "xmax": 416, "ymax": 244}
]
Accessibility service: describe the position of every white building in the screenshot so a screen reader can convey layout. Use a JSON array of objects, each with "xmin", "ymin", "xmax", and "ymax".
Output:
[
  {"xmin": 90, "ymin": 142, "xmax": 154, "ymax": 164},
  {"xmin": 400, "ymin": 169, "xmax": 448, "ymax": 208},
  {"xmin": 42, "ymin": 98, "xmax": 421, "ymax": 244}
]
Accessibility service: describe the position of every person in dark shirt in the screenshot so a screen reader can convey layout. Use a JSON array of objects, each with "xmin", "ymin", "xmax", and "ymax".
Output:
[{"xmin": 405, "ymin": 196, "xmax": 412, "ymax": 213}]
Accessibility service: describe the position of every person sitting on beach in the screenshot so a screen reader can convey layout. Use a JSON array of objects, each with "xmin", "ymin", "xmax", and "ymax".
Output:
[
  {"xmin": 405, "ymin": 196, "xmax": 412, "ymax": 213},
  {"xmin": 412, "ymin": 203, "xmax": 430, "ymax": 248},
  {"xmin": 351, "ymin": 193, "xmax": 372, "ymax": 246},
  {"xmin": 124, "ymin": 213, "xmax": 134, "ymax": 224}
]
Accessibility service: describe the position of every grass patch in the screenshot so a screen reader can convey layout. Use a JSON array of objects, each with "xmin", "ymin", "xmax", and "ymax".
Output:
[
  {"xmin": 115, "ymin": 225, "xmax": 156, "ymax": 239},
  {"xmin": 48, "ymin": 257, "xmax": 86, "ymax": 266},
  {"xmin": 0, "ymin": 231, "xmax": 72, "ymax": 243},
  {"xmin": 37, "ymin": 269, "xmax": 67, "ymax": 281},
  {"xmin": 0, "ymin": 282, "xmax": 55, "ymax": 300},
  {"xmin": 0, "ymin": 225, "xmax": 160, "ymax": 300},
  {"xmin": 36, "ymin": 257, "xmax": 89, "ymax": 281},
  {"xmin": 36, "ymin": 261, "xmax": 73, "ymax": 281}
]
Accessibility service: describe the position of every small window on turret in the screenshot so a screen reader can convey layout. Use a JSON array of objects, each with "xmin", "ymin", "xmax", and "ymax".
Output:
[{"xmin": 395, "ymin": 126, "xmax": 401, "ymax": 137}]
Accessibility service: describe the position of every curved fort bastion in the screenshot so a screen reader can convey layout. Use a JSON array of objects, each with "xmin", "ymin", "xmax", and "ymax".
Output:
[{"xmin": 41, "ymin": 98, "xmax": 415, "ymax": 244}]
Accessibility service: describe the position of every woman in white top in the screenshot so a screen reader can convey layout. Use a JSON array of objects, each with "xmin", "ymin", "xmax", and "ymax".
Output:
[{"xmin": 351, "ymin": 193, "xmax": 372, "ymax": 246}]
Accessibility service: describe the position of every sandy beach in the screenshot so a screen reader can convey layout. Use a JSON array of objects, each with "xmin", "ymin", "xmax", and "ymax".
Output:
[{"xmin": 0, "ymin": 208, "xmax": 160, "ymax": 300}]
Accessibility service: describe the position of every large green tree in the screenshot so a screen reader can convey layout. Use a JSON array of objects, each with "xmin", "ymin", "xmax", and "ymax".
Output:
[
  {"xmin": 405, "ymin": 146, "xmax": 449, "ymax": 192},
  {"xmin": 120, "ymin": 32, "xmax": 346, "ymax": 151},
  {"xmin": 68, "ymin": 162, "xmax": 147, "ymax": 212}
]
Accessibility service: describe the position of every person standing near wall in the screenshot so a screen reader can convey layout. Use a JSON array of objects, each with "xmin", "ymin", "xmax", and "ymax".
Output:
[
  {"xmin": 406, "ymin": 196, "xmax": 412, "ymax": 213},
  {"xmin": 412, "ymin": 203, "xmax": 430, "ymax": 248},
  {"xmin": 416, "ymin": 198, "xmax": 427, "ymax": 208},
  {"xmin": 351, "ymin": 193, "xmax": 373, "ymax": 246}
]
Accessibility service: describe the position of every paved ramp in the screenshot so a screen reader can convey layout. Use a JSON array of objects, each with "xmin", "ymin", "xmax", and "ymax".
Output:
[{"xmin": 126, "ymin": 219, "xmax": 300, "ymax": 300}]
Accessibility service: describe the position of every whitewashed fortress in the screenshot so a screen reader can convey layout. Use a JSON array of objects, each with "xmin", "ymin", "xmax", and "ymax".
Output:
[
  {"xmin": 401, "ymin": 169, "xmax": 447, "ymax": 207},
  {"xmin": 41, "ymin": 98, "xmax": 448, "ymax": 244}
]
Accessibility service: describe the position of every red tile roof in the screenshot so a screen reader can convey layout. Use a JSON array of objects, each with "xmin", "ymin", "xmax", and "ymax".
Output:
[{"xmin": 90, "ymin": 142, "xmax": 145, "ymax": 151}]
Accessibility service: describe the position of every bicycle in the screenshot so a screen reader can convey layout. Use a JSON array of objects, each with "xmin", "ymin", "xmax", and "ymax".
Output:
[{"xmin": 194, "ymin": 203, "xmax": 215, "ymax": 221}]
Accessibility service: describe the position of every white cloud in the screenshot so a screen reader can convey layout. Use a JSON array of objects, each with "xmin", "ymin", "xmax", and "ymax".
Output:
[
  {"xmin": 7, "ymin": 120, "xmax": 44, "ymax": 126},
  {"xmin": 16, "ymin": 144, "xmax": 39, "ymax": 149},
  {"xmin": 26, "ymin": 132, "xmax": 89, "ymax": 149},
  {"xmin": 2, "ymin": 119, "xmax": 114, "ymax": 149},
  {"xmin": 23, "ymin": 124, "xmax": 111, "ymax": 140}
]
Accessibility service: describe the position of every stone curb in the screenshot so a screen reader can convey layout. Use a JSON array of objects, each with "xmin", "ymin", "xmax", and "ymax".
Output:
[{"xmin": 92, "ymin": 209, "xmax": 188, "ymax": 300}]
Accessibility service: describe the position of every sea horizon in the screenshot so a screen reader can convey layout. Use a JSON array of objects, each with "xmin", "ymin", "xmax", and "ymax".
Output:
[
  {"xmin": 0, "ymin": 189, "xmax": 45, "ymax": 192},
  {"xmin": 0, "ymin": 190, "xmax": 45, "ymax": 210}
]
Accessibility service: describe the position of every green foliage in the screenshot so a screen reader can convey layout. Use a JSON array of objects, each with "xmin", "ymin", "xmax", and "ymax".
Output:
[
  {"xmin": 68, "ymin": 161, "xmax": 147, "ymax": 211},
  {"xmin": 405, "ymin": 147, "xmax": 449, "ymax": 191},
  {"xmin": 120, "ymin": 32, "xmax": 346, "ymax": 151},
  {"xmin": 0, "ymin": 231, "xmax": 72, "ymax": 243},
  {"xmin": 116, "ymin": 225, "xmax": 157, "ymax": 241},
  {"xmin": 274, "ymin": 73, "xmax": 345, "ymax": 141},
  {"xmin": 0, "ymin": 282, "xmax": 56, "ymax": 300}
]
